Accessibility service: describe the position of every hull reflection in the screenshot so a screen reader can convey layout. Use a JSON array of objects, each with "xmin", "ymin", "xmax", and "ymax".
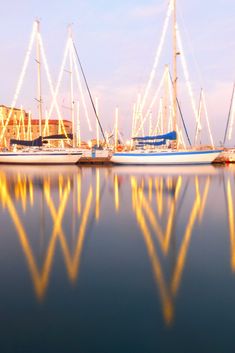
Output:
[{"xmin": 111, "ymin": 164, "xmax": 218, "ymax": 176}]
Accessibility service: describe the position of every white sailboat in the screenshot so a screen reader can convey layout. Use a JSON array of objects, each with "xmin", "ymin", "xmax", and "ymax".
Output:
[
  {"xmin": 111, "ymin": 0, "xmax": 222, "ymax": 165},
  {"xmin": 0, "ymin": 21, "xmax": 83, "ymax": 165},
  {"xmin": 111, "ymin": 149, "xmax": 221, "ymax": 165}
]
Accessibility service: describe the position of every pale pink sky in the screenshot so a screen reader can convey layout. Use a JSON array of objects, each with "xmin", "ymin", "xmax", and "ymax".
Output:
[{"xmin": 0, "ymin": 0, "xmax": 235, "ymax": 145}]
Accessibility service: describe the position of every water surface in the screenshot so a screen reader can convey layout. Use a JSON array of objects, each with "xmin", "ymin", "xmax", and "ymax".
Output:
[{"xmin": 0, "ymin": 164, "xmax": 234, "ymax": 353}]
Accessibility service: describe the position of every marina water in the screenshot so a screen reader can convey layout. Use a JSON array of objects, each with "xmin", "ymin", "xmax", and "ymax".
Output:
[{"xmin": 0, "ymin": 164, "xmax": 234, "ymax": 353}]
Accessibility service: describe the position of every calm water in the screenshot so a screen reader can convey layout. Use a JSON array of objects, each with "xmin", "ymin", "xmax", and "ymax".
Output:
[{"xmin": 0, "ymin": 164, "xmax": 235, "ymax": 353}]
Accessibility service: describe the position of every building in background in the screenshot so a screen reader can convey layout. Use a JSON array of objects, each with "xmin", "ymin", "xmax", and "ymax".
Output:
[{"xmin": 0, "ymin": 105, "xmax": 72, "ymax": 147}]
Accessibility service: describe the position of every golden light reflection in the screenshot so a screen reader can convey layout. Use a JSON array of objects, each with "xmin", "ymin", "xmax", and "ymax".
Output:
[
  {"xmin": 45, "ymin": 184, "xmax": 93, "ymax": 282},
  {"xmin": 135, "ymin": 197, "xmax": 174, "ymax": 325},
  {"xmin": 148, "ymin": 178, "xmax": 153, "ymax": 202},
  {"xmin": 0, "ymin": 174, "xmax": 70, "ymax": 299},
  {"xmin": 131, "ymin": 176, "xmax": 182, "ymax": 255},
  {"xmin": 96, "ymin": 168, "xmax": 100, "ymax": 221},
  {"xmin": 114, "ymin": 174, "xmax": 119, "ymax": 212},
  {"xmin": 171, "ymin": 188, "xmax": 201, "ymax": 295},
  {"xmin": 29, "ymin": 179, "xmax": 34, "ymax": 206},
  {"xmin": 130, "ymin": 173, "xmax": 211, "ymax": 326},
  {"xmin": 1, "ymin": 165, "xmax": 235, "ymax": 328},
  {"xmin": 77, "ymin": 171, "xmax": 81, "ymax": 215},
  {"xmin": 226, "ymin": 179, "xmax": 235, "ymax": 272},
  {"xmin": 198, "ymin": 177, "xmax": 210, "ymax": 222},
  {"xmin": 155, "ymin": 178, "xmax": 163, "ymax": 216},
  {"xmin": 0, "ymin": 168, "xmax": 97, "ymax": 299}
]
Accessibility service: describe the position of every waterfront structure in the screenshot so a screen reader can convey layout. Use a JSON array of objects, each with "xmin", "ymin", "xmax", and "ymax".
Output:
[
  {"xmin": 0, "ymin": 105, "xmax": 72, "ymax": 147},
  {"xmin": 0, "ymin": 105, "xmax": 83, "ymax": 164}
]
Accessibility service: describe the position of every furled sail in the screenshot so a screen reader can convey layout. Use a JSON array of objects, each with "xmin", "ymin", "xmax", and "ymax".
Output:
[
  {"xmin": 132, "ymin": 131, "xmax": 177, "ymax": 141},
  {"xmin": 10, "ymin": 133, "xmax": 73, "ymax": 147},
  {"xmin": 43, "ymin": 133, "xmax": 73, "ymax": 140},
  {"xmin": 10, "ymin": 136, "xmax": 43, "ymax": 147}
]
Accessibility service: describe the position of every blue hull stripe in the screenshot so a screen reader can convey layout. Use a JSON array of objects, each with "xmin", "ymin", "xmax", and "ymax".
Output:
[{"xmin": 113, "ymin": 150, "xmax": 222, "ymax": 157}]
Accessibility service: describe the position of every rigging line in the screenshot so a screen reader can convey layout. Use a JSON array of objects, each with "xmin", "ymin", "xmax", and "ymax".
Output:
[
  {"xmin": 177, "ymin": 127, "xmax": 186, "ymax": 149},
  {"xmin": 153, "ymin": 98, "xmax": 163, "ymax": 134},
  {"xmin": 177, "ymin": 2, "xmax": 204, "ymax": 86},
  {"xmin": 176, "ymin": 24, "xmax": 200, "ymax": 128},
  {"xmin": 194, "ymin": 89, "xmax": 203, "ymax": 145},
  {"xmin": 48, "ymin": 39, "xmax": 70, "ymax": 118},
  {"xmin": 228, "ymin": 90, "xmax": 235, "ymax": 142},
  {"xmin": 135, "ymin": 68, "xmax": 167, "ymax": 136},
  {"xmin": 177, "ymin": 96, "xmax": 191, "ymax": 146},
  {"xmin": 223, "ymin": 82, "xmax": 235, "ymax": 146},
  {"xmin": 72, "ymin": 44, "xmax": 92, "ymax": 132},
  {"xmin": 131, "ymin": 103, "xmax": 136, "ymax": 138},
  {"xmin": 169, "ymin": 72, "xmax": 192, "ymax": 146},
  {"xmin": 139, "ymin": 0, "xmax": 174, "ymax": 113},
  {"xmin": 38, "ymin": 34, "xmax": 69, "ymax": 140},
  {"xmin": 201, "ymin": 90, "xmax": 214, "ymax": 148},
  {"xmin": 0, "ymin": 22, "xmax": 37, "ymax": 143},
  {"xmin": 84, "ymin": 178, "xmax": 106, "ymax": 237},
  {"xmin": 72, "ymin": 41, "xmax": 107, "ymax": 143}
]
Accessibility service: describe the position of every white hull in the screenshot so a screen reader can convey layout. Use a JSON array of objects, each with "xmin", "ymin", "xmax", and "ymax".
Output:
[
  {"xmin": 111, "ymin": 149, "xmax": 222, "ymax": 165},
  {"xmin": 0, "ymin": 151, "xmax": 82, "ymax": 164}
]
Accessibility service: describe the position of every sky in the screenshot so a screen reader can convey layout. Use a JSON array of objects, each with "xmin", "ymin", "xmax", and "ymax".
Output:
[{"xmin": 0, "ymin": 0, "xmax": 235, "ymax": 144}]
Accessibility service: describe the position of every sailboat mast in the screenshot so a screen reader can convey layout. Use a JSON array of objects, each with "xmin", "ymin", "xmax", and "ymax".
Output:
[
  {"xmin": 36, "ymin": 20, "xmax": 42, "ymax": 137},
  {"xmin": 172, "ymin": 0, "xmax": 178, "ymax": 147},
  {"xmin": 223, "ymin": 82, "xmax": 235, "ymax": 145},
  {"xmin": 69, "ymin": 26, "xmax": 75, "ymax": 148},
  {"xmin": 164, "ymin": 65, "xmax": 169, "ymax": 134},
  {"xmin": 115, "ymin": 107, "xmax": 119, "ymax": 150}
]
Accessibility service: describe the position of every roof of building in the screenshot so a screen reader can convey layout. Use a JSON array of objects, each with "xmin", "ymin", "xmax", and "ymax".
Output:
[
  {"xmin": 0, "ymin": 105, "xmax": 71, "ymax": 125},
  {"xmin": 5, "ymin": 119, "xmax": 71, "ymax": 126}
]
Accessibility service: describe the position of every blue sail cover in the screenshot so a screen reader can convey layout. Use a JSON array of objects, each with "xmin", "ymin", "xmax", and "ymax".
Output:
[
  {"xmin": 133, "ymin": 131, "xmax": 177, "ymax": 141},
  {"xmin": 10, "ymin": 134, "xmax": 73, "ymax": 147},
  {"xmin": 10, "ymin": 136, "xmax": 43, "ymax": 147},
  {"xmin": 137, "ymin": 139, "xmax": 166, "ymax": 146}
]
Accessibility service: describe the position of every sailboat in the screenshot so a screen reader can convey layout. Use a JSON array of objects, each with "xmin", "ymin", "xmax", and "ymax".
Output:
[
  {"xmin": 111, "ymin": 0, "xmax": 222, "ymax": 165},
  {"xmin": 111, "ymin": 146, "xmax": 221, "ymax": 165},
  {"xmin": 0, "ymin": 21, "xmax": 83, "ymax": 165},
  {"xmin": 0, "ymin": 135, "xmax": 82, "ymax": 164}
]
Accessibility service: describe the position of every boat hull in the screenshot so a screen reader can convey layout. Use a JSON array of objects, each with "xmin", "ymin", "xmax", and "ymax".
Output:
[
  {"xmin": 0, "ymin": 151, "xmax": 82, "ymax": 164},
  {"xmin": 111, "ymin": 150, "xmax": 222, "ymax": 165}
]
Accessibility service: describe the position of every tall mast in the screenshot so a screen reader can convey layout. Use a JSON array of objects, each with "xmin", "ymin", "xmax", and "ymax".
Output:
[
  {"xmin": 172, "ymin": 0, "xmax": 178, "ymax": 147},
  {"xmin": 115, "ymin": 107, "xmax": 119, "ymax": 150},
  {"xmin": 223, "ymin": 83, "xmax": 235, "ymax": 146},
  {"xmin": 36, "ymin": 20, "xmax": 42, "ymax": 137},
  {"xmin": 163, "ymin": 65, "xmax": 169, "ymax": 134},
  {"xmin": 69, "ymin": 26, "xmax": 75, "ymax": 147},
  {"xmin": 95, "ymin": 97, "xmax": 100, "ymax": 147},
  {"xmin": 77, "ymin": 101, "xmax": 81, "ymax": 147}
]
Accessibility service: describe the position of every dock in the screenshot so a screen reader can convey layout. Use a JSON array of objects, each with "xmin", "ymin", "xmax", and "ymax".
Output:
[{"xmin": 78, "ymin": 149, "xmax": 112, "ymax": 164}]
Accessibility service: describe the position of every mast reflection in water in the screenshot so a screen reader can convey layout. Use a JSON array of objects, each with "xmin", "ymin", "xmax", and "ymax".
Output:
[{"xmin": 0, "ymin": 164, "xmax": 235, "ymax": 353}]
